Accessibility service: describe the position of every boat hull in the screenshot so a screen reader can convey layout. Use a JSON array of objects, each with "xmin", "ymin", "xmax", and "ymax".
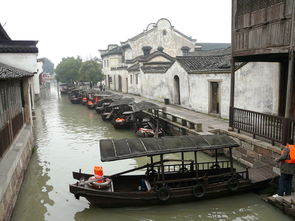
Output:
[{"xmin": 69, "ymin": 173, "xmax": 272, "ymax": 208}]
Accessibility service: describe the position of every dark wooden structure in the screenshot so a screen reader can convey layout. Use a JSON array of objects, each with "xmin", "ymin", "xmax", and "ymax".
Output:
[
  {"xmin": 0, "ymin": 63, "xmax": 34, "ymax": 158},
  {"xmin": 69, "ymin": 135, "xmax": 277, "ymax": 207},
  {"xmin": 230, "ymin": 0, "xmax": 295, "ymax": 144}
]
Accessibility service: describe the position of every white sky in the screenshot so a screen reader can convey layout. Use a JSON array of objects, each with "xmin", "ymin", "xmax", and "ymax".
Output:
[{"xmin": 1, "ymin": 0, "xmax": 231, "ymax": 65}]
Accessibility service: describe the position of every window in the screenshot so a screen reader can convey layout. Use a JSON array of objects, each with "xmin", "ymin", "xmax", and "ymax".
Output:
[
  {"xmin": 181, "ymin": 46, "xmax": 190, "ymax": 56},
  {"xmin": 136, "ymin": 74, "xmax": 139, "ymax": 85},
  {"xmin": 130, "ymin": 75, "xmax": 132, "ymax": 84},
  {"xmin": 142, "ymin": 46, "xmax": 152, "ymax": 56}
]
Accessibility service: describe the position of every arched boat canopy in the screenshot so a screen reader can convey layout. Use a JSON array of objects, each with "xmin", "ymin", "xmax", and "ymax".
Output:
[
  {"xmin": 99, "ymin": 135, "xmax": 239, "ymax": 162},
  {"xmin": 132, "ymin": 101, "xmax": 161, "ymax": 112}
]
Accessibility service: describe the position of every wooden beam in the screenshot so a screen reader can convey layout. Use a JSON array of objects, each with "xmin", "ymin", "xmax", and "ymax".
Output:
[
  {"xmin": 229, "ymin": 58, "xmax": 235, "ymax": 128},
  {"xmin": 285, "ymin": 1, "xmax": 295, "ymax": 119}
]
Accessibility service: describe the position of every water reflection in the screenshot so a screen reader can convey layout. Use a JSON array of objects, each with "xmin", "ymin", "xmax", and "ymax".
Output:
[
  {"xmin": 74, "ymin": 194, "xmax": 287, "ymax": 221},
  {"xmin": 11, "ymin": 83, "xmax": 292, "ymax": 221}
]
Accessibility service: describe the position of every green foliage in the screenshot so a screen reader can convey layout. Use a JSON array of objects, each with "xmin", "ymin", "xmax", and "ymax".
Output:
[
  {"xmin": 55, "ymin": 57, "xmax": 82, "ymax": 83},
  {"xmin": 55, "ymin": 57, "xmax": 103, "ymax": 83},
  {"xmin": 79, "ymin": 60, "xmax": 103, "ymax": 83}
]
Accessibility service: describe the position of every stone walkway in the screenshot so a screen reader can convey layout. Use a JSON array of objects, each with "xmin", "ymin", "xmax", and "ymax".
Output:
[{"xmin": 112, "ymin": 91, "xmax": 229, "ymax": 133}]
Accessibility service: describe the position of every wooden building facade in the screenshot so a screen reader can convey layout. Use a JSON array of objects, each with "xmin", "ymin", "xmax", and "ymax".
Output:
[
  {"xmin": 230, "ymin": 0, "xmax": 295, "ymax": 144},
  {"xmin": 0, "ymin": 64, "xmax": 33, "ymax": 158}
]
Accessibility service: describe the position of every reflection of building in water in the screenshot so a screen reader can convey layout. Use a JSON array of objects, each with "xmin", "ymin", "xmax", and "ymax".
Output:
[{"xmin": 12, "ymin": 92, "xmax": 55, "ymax": 221}]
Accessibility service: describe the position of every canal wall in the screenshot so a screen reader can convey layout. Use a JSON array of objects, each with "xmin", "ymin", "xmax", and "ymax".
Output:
[{"xmin": 0, "ymin": 125, "xmax": 34, "ymax": 221}]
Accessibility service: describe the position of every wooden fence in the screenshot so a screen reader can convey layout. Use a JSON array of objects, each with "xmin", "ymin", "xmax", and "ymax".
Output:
[{"xmin": 231, "ymin": 107, "xmax": 294, "ymax": 145}]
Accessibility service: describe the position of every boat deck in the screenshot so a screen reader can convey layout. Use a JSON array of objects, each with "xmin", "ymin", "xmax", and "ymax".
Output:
[{"xmin": 248, "ymin": 165, "xmax": 278, "ymax": 183}]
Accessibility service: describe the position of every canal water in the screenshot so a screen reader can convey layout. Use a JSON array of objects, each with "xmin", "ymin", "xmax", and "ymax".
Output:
[{"xmin": 11, "ymin": 85, "xmax": 292, "ymax": 221}]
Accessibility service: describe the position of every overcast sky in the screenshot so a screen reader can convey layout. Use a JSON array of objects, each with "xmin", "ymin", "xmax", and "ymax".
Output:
[{"xmin": 1, "ymin": 0, "xmax": 231, "ymax": 65}]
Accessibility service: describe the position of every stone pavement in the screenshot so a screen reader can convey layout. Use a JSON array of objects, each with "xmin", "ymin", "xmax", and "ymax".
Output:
[{"xmin": 112, "ymin": 91, "xmax": 229, "ymax": 133}]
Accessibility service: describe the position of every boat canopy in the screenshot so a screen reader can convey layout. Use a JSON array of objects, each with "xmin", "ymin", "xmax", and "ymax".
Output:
[
  {"xmin": 109, "ymin": 98, "xmax": 134, "ymax": 107},
  {"xmin": 132, "ymin": 101, "xmax": 161, "ymax": 112},
  {"xmin": 99, "ymin": 135, "xmax": 239, "ymax": 162}
]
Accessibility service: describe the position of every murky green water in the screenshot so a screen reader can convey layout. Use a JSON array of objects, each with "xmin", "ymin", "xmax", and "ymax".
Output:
[{"xmin": 11, "ymin": 84, "xmax": 292, "ymax": 221}]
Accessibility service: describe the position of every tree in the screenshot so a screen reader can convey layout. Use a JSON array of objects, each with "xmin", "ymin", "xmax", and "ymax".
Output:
[
  {"xmin": 55, "ymin": 57, "xmax": 82, "ymax": 83},
  {"xmin": 79, "ymin": 59, "xmax": 103, "ymax": 83}
]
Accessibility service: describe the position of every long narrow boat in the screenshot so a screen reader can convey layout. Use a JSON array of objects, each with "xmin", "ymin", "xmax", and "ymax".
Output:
[{"xmin": 69, "ymin": 135, "xmax": 278, "ymax": 207}]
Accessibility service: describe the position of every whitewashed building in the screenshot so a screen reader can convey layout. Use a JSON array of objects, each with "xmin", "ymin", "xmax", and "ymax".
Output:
[
  {"xmin": 100, "ymin": 19, "xmax": 280, "ymax": 120},
  {"xmin": 99, "ymin": 18, "xmax": 196, "ymax": 93}
]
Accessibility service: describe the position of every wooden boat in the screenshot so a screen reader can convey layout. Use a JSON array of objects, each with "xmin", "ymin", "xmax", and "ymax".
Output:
[
  {"xmin": 69, "ymin": 135, "xmax": 278, "ymax": 207},
  {"xmin": 133, "ymin": 101, "xmax": 164, "ymax": 137},
  {"xmin": 101, "ymin": 98, "xmax": 134, "ymax": 121},
  {"xmin": 95, "ymin": 95, "xmax": 123, "ymax": 114},
  {"xmin": 111, "ymin": 111, "xmax": 134, "ymax": 129},
  {"xmin": 69, "ymin": 89, "xmax": 82, "ymax": 104}
]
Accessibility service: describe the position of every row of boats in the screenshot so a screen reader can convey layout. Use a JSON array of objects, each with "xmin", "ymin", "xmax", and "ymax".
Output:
[
  {"xmin": 63, "ymin": 87, "xmax": 278, "ymax": 208},
  {"xmin": 68, "ymin": 88, "xmax": 165, "ymax": 137}
]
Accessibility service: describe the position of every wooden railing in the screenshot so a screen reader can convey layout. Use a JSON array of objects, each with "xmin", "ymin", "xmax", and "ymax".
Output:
[
  {"xmin": 0, "ymin": 111, "xmax": 24, "ymax": 158},
  {"xmin": 157, "ymin": 108, "xmax": 203, "ymax": 132},
  {"xmin": 154, "ymin": 160, "xmax": 231, "ymax": 173},
  {"xmin": 231, "ymin": 107, "xmax": 292, "ymax": 144}
]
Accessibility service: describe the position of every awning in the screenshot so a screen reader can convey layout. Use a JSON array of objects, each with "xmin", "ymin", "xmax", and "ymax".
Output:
[
  {"xmin": 109, "ymin": 98, "xmax": 134, "ymax": 107},
  {"xmin": 99, "ymin": 135, "xmax": 239, "ymax": 162},
  {"xmin": 132, "ymin": 101, "xmax": 161, "ymax": 112}
]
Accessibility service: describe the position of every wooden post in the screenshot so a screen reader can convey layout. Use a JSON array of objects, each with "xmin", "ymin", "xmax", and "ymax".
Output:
[
  {"xmin": 229, "ymin": 57, "xmax": 235, "ymax": 129},
  {"xmin": 229, "ymin": 147, "xmax": 234, "ymax": 175},
  {"xmin": 229, "ymin": 0, "xmax": 235, "ymax": 130},
  {"xmin": 283, "ymin": 1, "xmax": 295, "ymax": 144},
  {"xmin": 160, "ymin": 154, "xmax": 164, "ymax": 183},
  {"xmin": 181, "ymin": 152, "xmax": 184, "ymax": 169},
  {"xmin": 215, "ymin": 149, "xmax": 218, "ymax": 165},
  {"xmin": 161, "ymin": 107, "xmax": 167, "ymax": 118},
  {"xmin": 194, "ymin": 151, "xmax": 198, "ymax": 178},
  {"xmin": 285, "ymin": 51, "xmax": 294, "ymax": 120}
]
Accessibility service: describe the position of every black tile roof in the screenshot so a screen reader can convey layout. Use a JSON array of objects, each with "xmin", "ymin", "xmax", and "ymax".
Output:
[
  {"xmin": 100, "ymin": 46, "xmax": 123, "ymax": 58},
  {"xmin": 127, "ymin": 63, "xmax": 140, "ymax": 72},
  {"xmin": 176, "ymin": 54, "xmax": 232, "ymax": 74},
  {"xmin": 0, "ymin": 62, "xmax": 34, "ymax": 80},
  {"xmin": 126, "ymin": 50, "xmax": 175, "ymax": 64},
  {"xmin": 0, "ymin": 40, "xmax": 38, "ymax": 53},
  {"xmin": 141, "ymin": 62, "xmax": 173, "ymax": 73},
  {"xmin": 189, "ymin": 47, "xmax": 231, "ymax": 56},
  {"xmin": 0, "ymin": 24, "xmax": 11, "ymax": 40}
]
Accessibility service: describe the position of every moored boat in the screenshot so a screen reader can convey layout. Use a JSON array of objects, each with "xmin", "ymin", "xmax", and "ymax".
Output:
[{"xmin": 69, "ymin": 135, "xmax": 278, "ymax": 207}]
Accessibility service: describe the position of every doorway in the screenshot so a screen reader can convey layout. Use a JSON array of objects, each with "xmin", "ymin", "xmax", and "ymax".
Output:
[
  {"xmin": 210, "ymin": 81, "xmax": 220, "ymax": 114},
  {"xmin": 174, "ymin": 75, "xmax": 180, "ymax": 105},
  {"xmin": 118, "ymin": 75, "xmax": 122, "ymax": 92}
]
